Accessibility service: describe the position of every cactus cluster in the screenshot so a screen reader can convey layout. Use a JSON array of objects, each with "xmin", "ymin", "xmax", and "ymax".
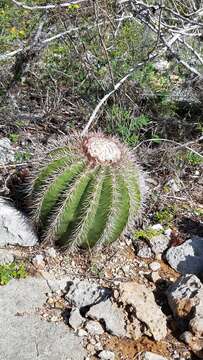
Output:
[{"xmin": 29, "ymin": 133, "xmax": 145, "ymax": 248}]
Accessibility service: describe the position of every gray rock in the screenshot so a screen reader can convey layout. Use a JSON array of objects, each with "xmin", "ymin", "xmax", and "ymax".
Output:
[
  {"xmin": 166, "ymin": 236, "xmax": 203, "ymax": 274},
  {"xmin": 167, "ymin": 274, "xmax": 203, "ymax": 358},
  {"xmin": 98, "ymin": 350, "xmax": 115, "ymax": 360},
  {"xmin": 149, "ymin": 234, "xmax": 170, "ymax": 256},
  {"xmin": 141, "ymin": 352, "xmax": 168, "ymax": 360},
  {"xmin": 0, "ymin": 198, "xmax": 38, "ymax": 247},
  {"xmin": 0, "ymin": 315, "xmax": 86, "ymax": 360},
  {"xmin": 85, "ymin": 320, "xmax": 104, "ymax": 335},
  {"xmin": 0, "ymin": 276, "xmax": 86, "ymax": 360},
  {"xmin": 87, "ymin": 298, "xmax": 126, "ymax": 337},
  {"xmin": 0, "ymin": 138, "xmax": 15, "ymax": 164},
  {"xmin": 0, "ymin": 277, "xmax": 49, "ymax": 316},
  {"xmin": 166, "ymin": 274, "xmax": 202, "ymax": 318},
  {"xmin": 65, "ymin": 279, "xmax": 111, "ymax": 308},
  {"xmin": 135, "ymin": 240, "xmax": 154, "ymax": 259},
  {"xmin": 0, "ymin": 249, "xmax": 14, "ymax": 264},
  {"xmin": 69, "ymin": 308, "xmax": 84, "ymax": 330},
  {"xmin": 119, "ymin": 282, "xmax": 167, "ymax": 341}
]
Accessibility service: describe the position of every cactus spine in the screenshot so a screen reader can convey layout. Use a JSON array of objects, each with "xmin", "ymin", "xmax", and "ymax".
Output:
[{"xmin": 29, "ymin": 133, "xmax": 145, "ymax": 248}]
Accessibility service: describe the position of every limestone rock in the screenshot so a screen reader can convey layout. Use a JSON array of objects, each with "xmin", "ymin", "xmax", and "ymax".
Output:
[
  {"xmin": 0, "ymin": 198, "xmax": 38, "ymax": 247},
  {"xmin": 0, "ymin": 315, "xmax": 86, "ymax": 360},
  {"xmin": 166, "ymin": 274, "xmax": 202, "ymax": 318},
  {"xmin": 166, "ymin": 237, "xmax": 203, "ymax": 274},
  {"xmin": 167, "ymin": 274, "xmax": 203, "ymax": 359},
  {"xmin": 85, "ymin": 320, "xmax": 104, "ymax": 335},
  {"xmin": 69, "ymin": 308, "xmax": 84, "ymax": 330},
  {"xmin": 149, "ymin": 234, "xmax": 170, "ymax": 256},
  {"xmin": 65, "ymin": 279, "xmax": 111, "ymax": 308},
  {"xmin": 119, "ymin": 282, "xmax": 167, "ymax": 341},
  {"xmin": 135, "ymin": 240, "xmax": 154, "ymax": 258},
  {"xmin": 87, "ymin": 298, "xmax": 126, "ymax": 337},
  {"xmin": 126, "ymin": 317, "xmax": 142, "ymax": 340},
  {"xmin": 0, "ymin": 276, "xmax": 86, "ymax": 360}
]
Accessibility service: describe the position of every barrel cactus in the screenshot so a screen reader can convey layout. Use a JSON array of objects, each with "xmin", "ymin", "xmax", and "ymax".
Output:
[{"xmin": 29, "ymin": 133, "xmax": 145, "ymax": 248}]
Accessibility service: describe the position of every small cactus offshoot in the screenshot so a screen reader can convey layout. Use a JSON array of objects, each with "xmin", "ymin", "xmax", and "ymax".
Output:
[{"xmin": 29, "ymin": 133, "xmax": 145, "ymax": 248}]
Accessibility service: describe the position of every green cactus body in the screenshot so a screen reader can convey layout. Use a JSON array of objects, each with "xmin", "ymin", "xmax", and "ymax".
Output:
[{"xmin": 30, "ymin": 133, "xmax": 145, "ymax": 248}]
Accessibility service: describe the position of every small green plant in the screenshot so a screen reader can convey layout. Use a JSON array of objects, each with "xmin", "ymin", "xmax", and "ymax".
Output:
[
  {"xmin": 154, "ymin": 208, "xmax": 174, "ymax": 225},
  {"xmin": 185, "ymin": 151, "xmax": 203, "ymax": 166},
  {"xmin": 29, "ymin": 133, "xmax": 145, "ymax": 248},
  {"xmin": 9, "ymin": 133, "xmax": 19, "ymax": 143},
  {"xmin": 134, "ymin": 227, "xmax": 163, "ymax": 240},
  {"xmin": 134, "ymin": 62, "xmax": 170, "ymax": 95},
  {"xmin": 107, "ymin": 105, "xmax": 151, "ymax": 146},
  {"xmin": 0, "ymin": 262, "xmax": 27, "ymax": 285},
  {"xmin": 192, "ymin": 208, "xmax": 203, "ymax": 217},
  {"xmin": 15, "ymin": 150, "xmax": 32, "ymax": 162}
]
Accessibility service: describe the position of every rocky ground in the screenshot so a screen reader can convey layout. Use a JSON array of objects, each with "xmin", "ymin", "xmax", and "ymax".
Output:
[{"xmin": 0, "ymin": 133, "xmax": 203, "ymax": 360}]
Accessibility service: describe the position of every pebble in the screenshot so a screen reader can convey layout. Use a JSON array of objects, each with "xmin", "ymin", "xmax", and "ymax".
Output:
[
  {"xmin": 50, "ymin": 315, "xmax": 58, "ymax": 322},
  {"xmin": 149, "ymin": 262, "xmax": 161, "ymax": 271},
  {"xmin": 151, "ymin": 224, "xmax": 163, "ymax": 231},
  {"xmin": 150, "ymin": 271, "xmax": 161, "ymax": 283},
  {"xmin": 78, "ymin": 329, "xmax": 88, "ymax": 337},
  {"xmin": 94, "ymin": 342, "xmax": 103, "ymax": 352},
  {"xmin": 45, "ymin": 247, "xmax": 57, "ymax": 258},
  {"xmin": 164, "ymin": 228, "xmax": 172, "ymax": 238},
  {"xmin": 98, "ymin": 350, "xmax": 115, "ymax": 360},
  {"xmin": 32, "ymin": 254, "xmax": 45, "ymax": 269},
  {"xmin": 86, "ymin": 343, "xmax": 95, "ymax": 354},
  {"xmin": 141, "ymin": 352, "xmax": 168, "ymax": 360}
]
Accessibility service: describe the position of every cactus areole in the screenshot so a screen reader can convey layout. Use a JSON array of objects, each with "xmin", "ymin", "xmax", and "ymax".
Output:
[{"xmin": 30, "ymin": 133, "xmax": 145, "ymax": 248}]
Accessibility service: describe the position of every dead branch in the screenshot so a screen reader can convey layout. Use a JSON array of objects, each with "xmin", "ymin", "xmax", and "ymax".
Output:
[{"xmin": 11, "ymin": 0, "xmax": 87, "ymax": 10}]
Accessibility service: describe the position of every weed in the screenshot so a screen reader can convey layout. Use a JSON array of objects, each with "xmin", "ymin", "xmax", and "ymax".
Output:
[
  {"xmin": 0, "ymin": 262, "xmax": 27, "ymax": 285},
  {"xmin": 15, "ymin": 151, "xmax": 31, "ymax": 163},
  {"xmin": 185, "ymin": 151, "xmax": 203, "ymax": 166},
  {"xmin": 154, "ymin": 208, "xmax": 174, "ymax": 225},
  {"xmin": 9, "ymin": 133, "xmax": 19, "ymax": 143},
  {"xmin": 134, "ymin": 227, "xmax": 163, "ymax": 240},
  {"xmin": 107, "ymin": 105, "xmax": 151, "ymax": 146}
]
